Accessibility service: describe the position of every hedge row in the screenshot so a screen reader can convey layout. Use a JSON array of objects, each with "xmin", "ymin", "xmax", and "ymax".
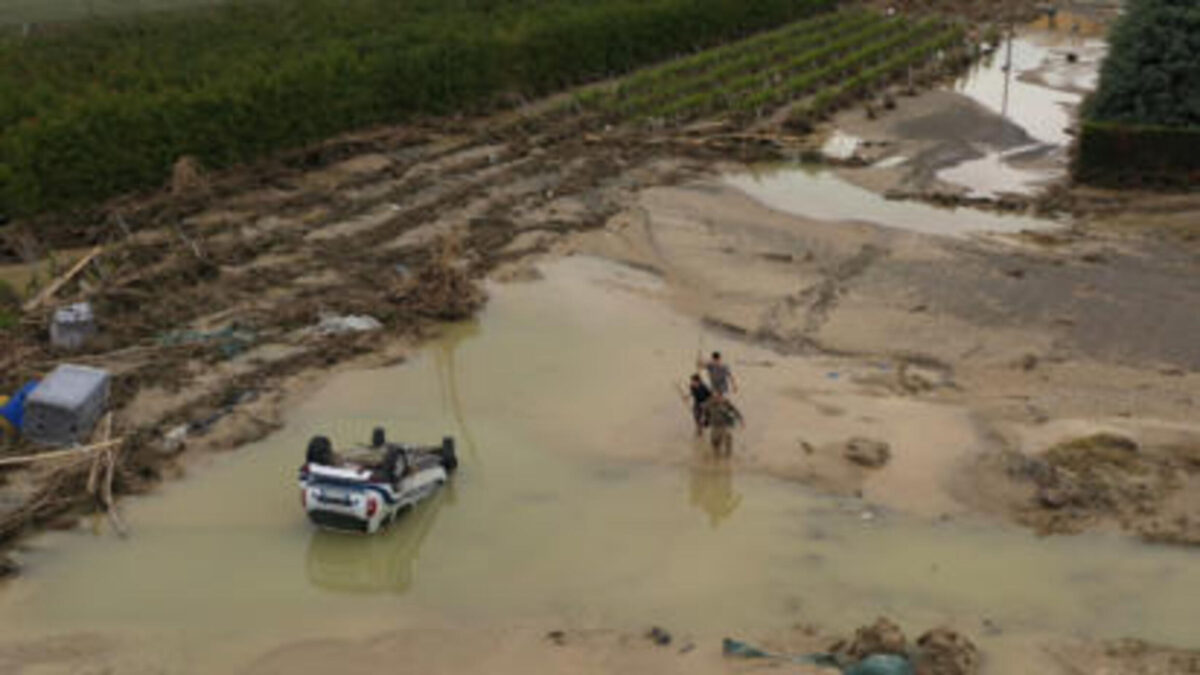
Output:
[
  {"xmin": 0, "ymin": 0, "xmax": 836, "ymax": 217},
  {"xmin": 1075, "ymin": 121, "xmax": 1200, "ymax": 187}
]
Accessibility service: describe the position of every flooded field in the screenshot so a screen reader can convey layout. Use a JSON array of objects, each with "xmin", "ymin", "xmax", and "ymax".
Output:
[
  {"xmin": 4, "ymin": 257, "xmax": 1200, "ymax": 673},
  {"xmin": 824, "ymin": 11, "xmax": 1109, "ymax": 201},
  {"xmin": 942, "ymin": 15, "xmax": 1107, "ymax": 197}
]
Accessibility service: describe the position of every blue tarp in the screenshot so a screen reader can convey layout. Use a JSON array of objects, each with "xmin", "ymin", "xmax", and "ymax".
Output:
[
  {"xmin": 722, "ymin": 638, "xmax": 914, "ymax": 675},
  {"xmin": 0, "ymin": 380, "xmax": 40, "ymax": 432}
]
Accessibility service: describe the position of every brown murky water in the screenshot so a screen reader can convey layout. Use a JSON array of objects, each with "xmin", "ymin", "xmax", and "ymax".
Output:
[{"xmin": 2, "ymin": 258, "xmax": 1199, "ymax": 673}]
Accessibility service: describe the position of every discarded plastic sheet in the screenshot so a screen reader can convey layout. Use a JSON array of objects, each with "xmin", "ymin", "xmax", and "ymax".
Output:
[
  {"xmin": 0, "ymin": 380, "xmax": 39, "ymax": 436},
  {"xmin": 722, "ymin": 637, "xmax": 774, "ymax": 659},
  {"xmin": 722, "ymin": 638, "xmax": 912, "ymax": 674},
  {"xmin": 311, "ymin": 314, "xmax": 383, "ymax": 336},
  {"xmin": 722, "ymin": 638, "xmax": 840, "ymax": 668},
  {"xmin": 158, "ymin": 324, "xmax": 256, "ymax": 359},
  {"xmin": 843, "ymin": 654, "xmax": 915, "ymax": 675}
]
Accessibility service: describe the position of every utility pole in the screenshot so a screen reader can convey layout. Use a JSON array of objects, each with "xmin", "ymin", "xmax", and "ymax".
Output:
[{"xmin": 1000, "ymin": 1, "xmax": 1015, "ymax": 121}]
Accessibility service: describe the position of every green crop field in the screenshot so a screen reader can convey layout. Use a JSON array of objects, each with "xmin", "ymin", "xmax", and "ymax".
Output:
[
  {"xmin": 0, "ymin": 0, "xmax": 839, "ymax": 218},
  {"xmin": 0, "ymin": 0, "xmax": 966, "ymax": 220},
  {"xmin": 0, "ymin": 0, "xmax": 226, "ymax": 26},
  {"xmin": 575, "ymin": 10, "xmax": 965, "ymax": 126}
]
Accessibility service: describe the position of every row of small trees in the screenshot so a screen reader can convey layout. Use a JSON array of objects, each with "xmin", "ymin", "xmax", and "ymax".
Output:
[
  {"xmin": 1077, "ymin": 0, "xmax": 1200, "ymax": 185},
  {"xmin": 0, "ymin": 0, "xmax": 836, "ymax": 216}
]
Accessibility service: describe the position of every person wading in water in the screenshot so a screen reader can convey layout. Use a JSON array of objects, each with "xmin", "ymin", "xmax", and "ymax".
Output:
[
  {"xmin": 685, "ymin": 373, "xmax": 712, "ymax": 437},
  {"xmin": 698, "ymin": 351, "xmax": 737, "ymax": 395},
  {"xmin": 703, "ymin": 389, "xmax": 744, "ymax": 456}
]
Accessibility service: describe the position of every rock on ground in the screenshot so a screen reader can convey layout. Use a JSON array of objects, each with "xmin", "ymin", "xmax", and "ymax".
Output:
[
  {"xmin": 845, "ymin": 617, "xmax": 908, "ymax": 659},
  {"xmin": 845, "ymin": 438, "xmax": 892, "ymax": 468},
  {"xmin": 914, "ymin": 628, "xmax": 980, "ymax": 675}
]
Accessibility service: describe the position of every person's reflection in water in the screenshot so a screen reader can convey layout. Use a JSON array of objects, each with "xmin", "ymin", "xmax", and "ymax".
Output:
[{"xmin": 688, "ymin": 458, "xmax": 742, "ymax": 528}]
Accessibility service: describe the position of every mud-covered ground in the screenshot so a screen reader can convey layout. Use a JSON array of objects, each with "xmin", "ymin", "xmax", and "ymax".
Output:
[{"xmin": 3, "ymin": 1, "xmax": 1200, "ymax": 673}]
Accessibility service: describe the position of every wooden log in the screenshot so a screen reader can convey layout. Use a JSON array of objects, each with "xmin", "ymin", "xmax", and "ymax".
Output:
[
  {"xmin": 22, "ymin": 245, "xmax": 104, "ymax": 312},
  {"xmin": 0, "ymin": 438, "xmax": 124, "ymax": 467}
]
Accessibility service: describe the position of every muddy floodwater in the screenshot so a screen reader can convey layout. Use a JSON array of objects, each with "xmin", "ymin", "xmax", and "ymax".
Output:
[{"xmin": 3, "ymin": 258, "xmax": 1200, "ymax": 673}]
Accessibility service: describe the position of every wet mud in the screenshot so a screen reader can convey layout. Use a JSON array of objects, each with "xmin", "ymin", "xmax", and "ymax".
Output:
[{"xmin": 4, "ymin": 258, "xmax": 1200, "ymax": 675}]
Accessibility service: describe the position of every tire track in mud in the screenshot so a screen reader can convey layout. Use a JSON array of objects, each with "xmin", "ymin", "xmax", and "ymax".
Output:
[{"xmin": 757, "ymin": 243, "xmax": 885, "ymax": 352}]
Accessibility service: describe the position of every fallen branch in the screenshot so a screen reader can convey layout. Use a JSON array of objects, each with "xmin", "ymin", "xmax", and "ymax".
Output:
[
  {"xmin": 22, "ymin": 245, "xmax": 104, "ymax": 312},
  {"xmin": 0, "ymin": 438, "xmax": 124, "ymax": 467}
]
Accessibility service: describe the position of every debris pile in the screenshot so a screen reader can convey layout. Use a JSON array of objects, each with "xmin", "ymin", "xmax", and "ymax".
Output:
[
  {"xmin": 1019, "ymin": 433, "xmax": 1156, "ymax": 515},
  {"xmin": 726, "ymin": 618, "xmax": 979, "ymax": 675},
  {"xmin": 844, "ymin": 617, "xmax": 908, "ymax": 659},
  {"xmin": 392, "ymin": 236, "xmax": 486, "ymax": 321},
  {"xmin": 1008, "ymin": 433, "xmax": 1200, "ymax": 543},
  {"xmin": 912, "ymin": 628, "xmax": 981, "ymax": 675}
]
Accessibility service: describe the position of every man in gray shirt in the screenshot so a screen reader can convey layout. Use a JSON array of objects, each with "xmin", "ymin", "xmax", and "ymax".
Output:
[{"xmin": 699, "ymin": 351, "xmax": 737, "ymax": 395}]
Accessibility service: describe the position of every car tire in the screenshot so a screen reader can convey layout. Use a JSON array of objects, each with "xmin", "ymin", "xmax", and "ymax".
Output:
[
  {"xmin": 384, "ymin": 447, "xmax": 407, "ymax": 483},
  {"xmin": 439, "ymin": 436, "xmax": 458, "ymax": 472},
  {"xmin": 306, "ymin": 436, "xmax": 334, "ymax": 465}
]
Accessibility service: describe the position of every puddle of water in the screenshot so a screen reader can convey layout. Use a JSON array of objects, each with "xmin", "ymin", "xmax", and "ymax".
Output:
[
  {"xmin": 2, "ymin": 258, "xmax": 1199, "ymax": 673},
  {"xmin": 957, "ymin": 39, "xmax": 1079, "ymax": 147},
  {"xmin": 932, "ymin": 16, "xmax": 1108, "ymax": 199},
  {"xmin": 723, "ymin": 166, "xmax": 1055, "ymax": 238},
  {"xmin": 955, "ymin": 24, "xmax": 1106, "ymax": 149},
  {"xmin": 937, "ymin": 145, "xmax": 1058, "ymax": 199}
]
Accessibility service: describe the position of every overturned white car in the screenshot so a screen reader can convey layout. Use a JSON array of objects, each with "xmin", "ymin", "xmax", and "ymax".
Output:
[{"xmin": 299, "ymin": 428, "xmax": 458, "ymax": 534}]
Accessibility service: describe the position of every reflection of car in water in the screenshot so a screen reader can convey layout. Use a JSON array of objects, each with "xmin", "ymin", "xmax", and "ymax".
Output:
[
  {"xmin": 299, "ymin": 427, "xmax": 458, "ymax": 534},
  {"xmin": 689, "ymin": 461, "xmax": 742, "ymax": 528},
  {"xmin": 305, "ymin": 486, "xmax": 452, "ymax": 594}
]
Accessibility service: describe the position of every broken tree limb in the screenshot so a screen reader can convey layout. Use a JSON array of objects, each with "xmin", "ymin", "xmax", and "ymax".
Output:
[
  {"xmin": 86, "ymin": 447, "xmax": 103, "ymax": 494},
  {"xmin": 22, "ymin": 245, "xmax": 104, "ymax": 312},
  {"xmin": 83, "ymin": 412, "xmax": 128, "ymax": 538},
  {"xmin": 87, "ymin": 412, "xmax": 113, "ymax": 494},
  {"xmin": 0, "ymin": 438, "xmax": 124, "ymax": 467},
  {"xmin": 100, "ymin": 449, "xmax": 127, "ymax": 538}
]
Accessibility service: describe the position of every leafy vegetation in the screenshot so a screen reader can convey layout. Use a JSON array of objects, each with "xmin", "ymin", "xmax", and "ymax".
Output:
[
  {"xmin": 1076, "ymin": 121, "xmax": 1200, "ymax": 186},
  {"xmin": 1078, "ymin": 0, "xmax": 1200, "ymax": 185},
  {"xmin": 0, "ymin": 0, "xmax": 836, "ymax": 217},
  {"xmin": 578, "ymin": 11, "xmax": 964, "ymax": 125},
  {"xmin": 0, "ymin": 279, "xmax": 17, "ymax": 331},
  {"xmin": 1086, "ymin": 0, "xmax": 1200, "ymax": 127}
]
